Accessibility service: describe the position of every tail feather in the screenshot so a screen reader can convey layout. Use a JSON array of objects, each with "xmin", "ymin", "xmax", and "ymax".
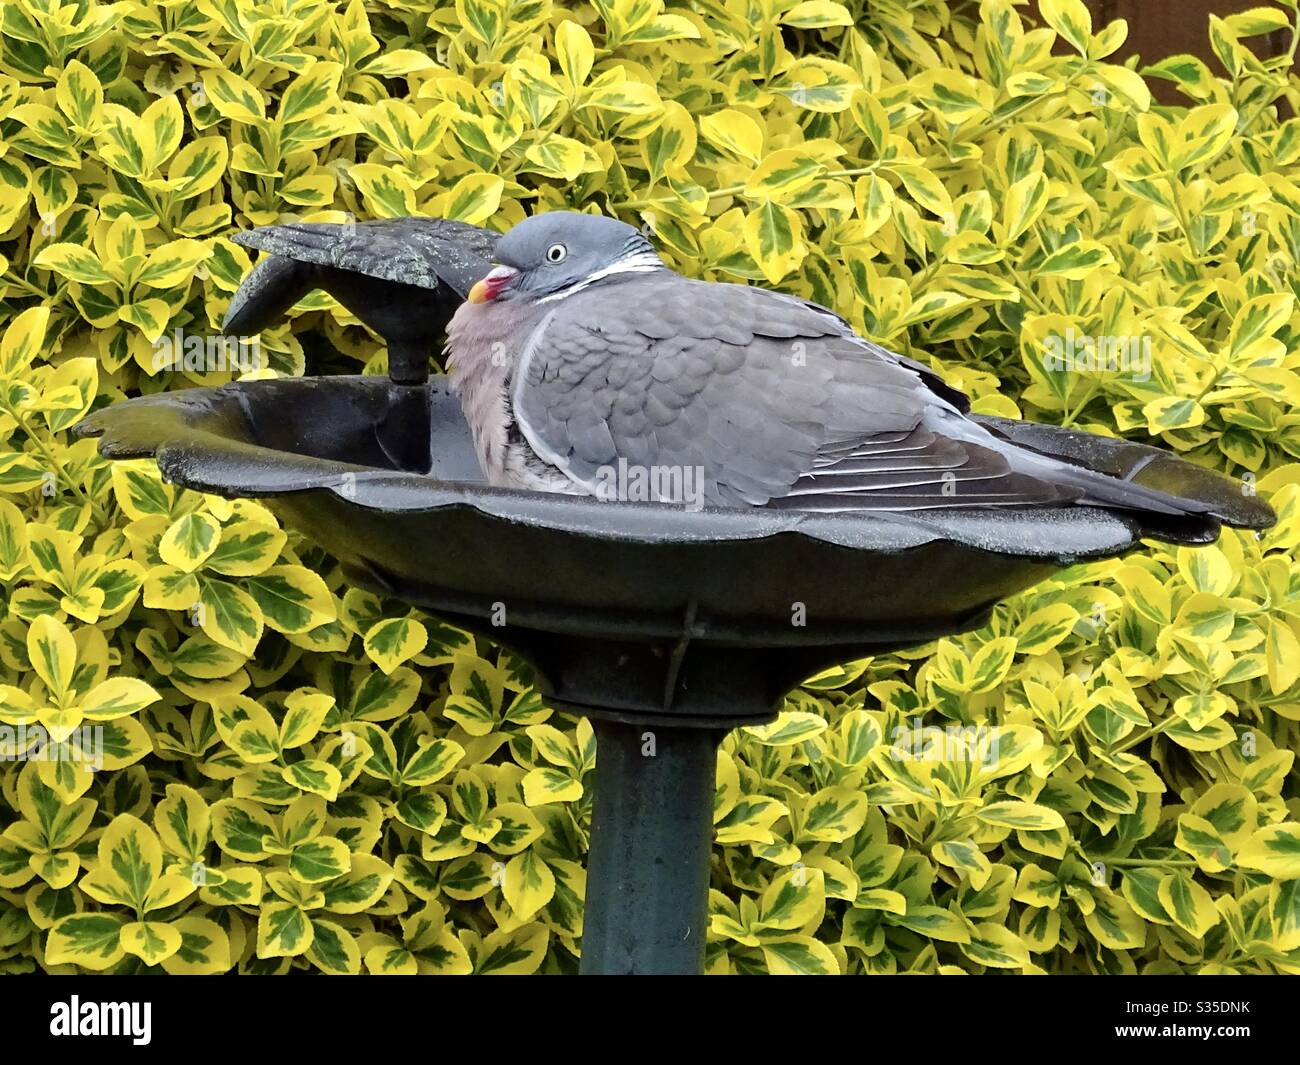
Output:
[
  {"xmin": 1009, "ymin": 448, "xmax": 1209, "ymax": 517},
  {"xmin": 972, "ymin": 414, "xmax": 1274, "ymax": 530}
]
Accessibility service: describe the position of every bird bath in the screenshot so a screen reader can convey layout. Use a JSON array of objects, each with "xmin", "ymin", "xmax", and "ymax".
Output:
[{"xmin": 76, "ymin": 373, "xmax": 1262, "ymax": 974}]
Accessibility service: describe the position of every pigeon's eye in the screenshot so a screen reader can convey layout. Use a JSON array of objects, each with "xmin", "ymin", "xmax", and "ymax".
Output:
[{"xmin": 545, "ymin": 242, "xmax": 567, "ymax": 264}]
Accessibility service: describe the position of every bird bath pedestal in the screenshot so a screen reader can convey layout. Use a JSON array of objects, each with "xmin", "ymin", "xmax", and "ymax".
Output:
[{"xmin": 77, "ymin": 374, "xmax": 1250, "ymax": 974}]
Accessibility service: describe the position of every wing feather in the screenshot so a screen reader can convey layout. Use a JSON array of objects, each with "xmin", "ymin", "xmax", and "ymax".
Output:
[{"xmin": 511, "ymin": 274, "xmax": 1075, "ymax": 508}]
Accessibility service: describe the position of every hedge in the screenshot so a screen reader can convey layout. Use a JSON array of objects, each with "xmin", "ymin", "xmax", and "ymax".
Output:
[{"xmin": 0, "ymin": 0, "xmax": 1298, "ymax": 974}]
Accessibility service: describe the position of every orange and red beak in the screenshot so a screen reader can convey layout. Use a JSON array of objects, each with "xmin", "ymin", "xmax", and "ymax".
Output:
[{"xmin": 468, "ymin": 265, "xmax": 518, "ymax": 304}]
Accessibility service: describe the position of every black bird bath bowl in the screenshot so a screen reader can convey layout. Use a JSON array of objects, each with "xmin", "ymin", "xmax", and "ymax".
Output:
[{"xmin": 76, "ymin": 374, "xmax": 1231, "ymax": 974}]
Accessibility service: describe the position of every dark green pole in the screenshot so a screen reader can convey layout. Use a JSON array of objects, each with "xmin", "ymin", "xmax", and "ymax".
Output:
[{"xmin": 580, "ymin": 718, "xmax": 723, "ymax": 975}]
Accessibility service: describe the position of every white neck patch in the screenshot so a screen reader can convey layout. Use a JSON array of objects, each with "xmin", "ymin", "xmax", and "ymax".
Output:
[{"xmin": 536, "ymin": 252, "xmax": 664, "ymax": 303}]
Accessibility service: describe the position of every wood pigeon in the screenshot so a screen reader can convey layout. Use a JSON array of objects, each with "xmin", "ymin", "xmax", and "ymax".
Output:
[
  {"xmin": 224, "ymin": 218, "xmax": 498, "ymax": 383},
  {"xmin": 444, "ymin": 211, "xmax": 1273, "ymax": 535},
  {"xmin": 222, "ymin": 210, "xmax": 1271, "ymax": 541}
]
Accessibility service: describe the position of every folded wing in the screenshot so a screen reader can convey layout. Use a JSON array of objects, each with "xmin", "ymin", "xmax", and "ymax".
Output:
[{"xmin": 512, "ymin": 274, "xmax": 1273, "ymax": 535}]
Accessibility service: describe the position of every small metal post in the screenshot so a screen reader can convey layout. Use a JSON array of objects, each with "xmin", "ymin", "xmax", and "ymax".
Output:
[{"xmin": 580, "ymin": 718, "xmax": 723, "ymax": 975}]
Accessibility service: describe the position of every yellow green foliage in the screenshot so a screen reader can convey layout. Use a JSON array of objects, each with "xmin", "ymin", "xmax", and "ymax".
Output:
[{"xmin": 1, "ymin": 0, "xmax": 1299, "ymax": 974}]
